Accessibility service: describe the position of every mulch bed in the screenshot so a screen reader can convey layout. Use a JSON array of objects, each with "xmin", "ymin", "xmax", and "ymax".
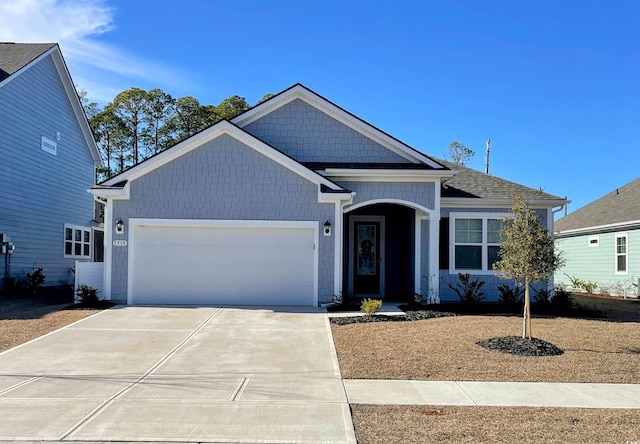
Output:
[
  {"xmin": 330, "ymin": 310, "xmax": 457, "ymax": 325},
  {"xmin": 477, "ymin": 336, "xmax": 565, "ymax": 356}
]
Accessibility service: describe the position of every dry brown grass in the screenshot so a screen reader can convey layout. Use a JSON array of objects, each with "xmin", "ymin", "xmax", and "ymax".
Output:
[
  {"xmin": 0, "ymin": 297, "xmax": 100, "ymax": 352},
  {"xmin": 332, "ymin": 296, "xmax": 640, "ymax": 383},
  {"xmin": 352, "ymin": 405, "xmax": 640, "ymax": 444}
]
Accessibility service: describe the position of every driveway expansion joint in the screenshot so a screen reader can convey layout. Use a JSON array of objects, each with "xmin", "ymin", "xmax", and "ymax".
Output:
[{"xmin": 58, "ymin": 307, "xmax": 224, "ymax": 441}]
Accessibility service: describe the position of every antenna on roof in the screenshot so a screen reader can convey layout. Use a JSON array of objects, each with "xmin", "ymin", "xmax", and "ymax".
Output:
[{"xmin": 484, "ymin": 138, "xmax": 491, "ymax": 174}]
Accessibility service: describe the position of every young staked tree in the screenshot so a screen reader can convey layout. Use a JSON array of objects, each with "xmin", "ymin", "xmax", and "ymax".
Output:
[{"xmin": 493, "ymin": 194, "xmax": 564, "ymax": 340}]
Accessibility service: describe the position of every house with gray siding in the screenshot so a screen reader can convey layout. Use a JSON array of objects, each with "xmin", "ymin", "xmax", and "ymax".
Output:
[
  {"xmin": 91, "ymin": 83, "xmax": 565, "ymax": 306},
  {"xmin": 0, "ymin": 43, "xmax": 101, "ymax": 291},
  {"xmin": 555, "ymin": 178, "xmax": 640, "ymax": 297}
]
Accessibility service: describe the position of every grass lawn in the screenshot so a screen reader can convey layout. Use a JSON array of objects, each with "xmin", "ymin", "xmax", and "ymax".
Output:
[{"xmin": 333, "ymin": 294, "xmax": 640, "ymax": 443}]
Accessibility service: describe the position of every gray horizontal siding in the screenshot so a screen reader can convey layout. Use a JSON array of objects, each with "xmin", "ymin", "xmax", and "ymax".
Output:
[
  {"xmin": 0, "ymin": 54, "xmax": 96, "ymax": 287},
  {"xmin": 110, "ymin": 134, "xmax": 335, "ymax": 303},
  {"xmin": 244, "ymin": 98, "xmax": 412, "ymax": 163}
]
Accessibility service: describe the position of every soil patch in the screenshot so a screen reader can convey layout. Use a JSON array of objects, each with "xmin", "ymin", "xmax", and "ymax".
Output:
[{"xmin": 0, "ymin": 294, "xmax": 108, "ymax": 352}]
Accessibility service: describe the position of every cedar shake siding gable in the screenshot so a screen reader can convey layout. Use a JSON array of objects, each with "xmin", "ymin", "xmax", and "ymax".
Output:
[{"xmin": 243, "ymin": 98, "xmax": 413, "ymax": 164}]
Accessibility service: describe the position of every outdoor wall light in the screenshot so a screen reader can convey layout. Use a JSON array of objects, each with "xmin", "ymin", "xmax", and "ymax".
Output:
[
  {"xmin": 115, "ymin": 219, "xmax": 124, "ymax": 234},
  {"xmin": 323, "ymin": 221, "xmax": 332, "ymax": 237}
]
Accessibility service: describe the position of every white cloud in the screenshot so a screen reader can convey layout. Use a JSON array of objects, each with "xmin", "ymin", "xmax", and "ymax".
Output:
[{"xmin": 0, "ymin": 0, "xmax": 190, "ymax": 103}]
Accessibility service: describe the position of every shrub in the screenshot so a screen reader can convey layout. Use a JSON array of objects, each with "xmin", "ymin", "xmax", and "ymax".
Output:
[
  {"xmin": 551, "ymin": 286, "xmax": 574, "ymax": 311},
  {"xmin": 448, "ymin": 273, "xmax": 485, "ymax": 304},
  {"xmin": 360, "ymin": 298, "xmax": 382, "ymax": 317},
  {"xmin": 25, "ymin": 267, "xmax": 45, "ymax": 294},
  {"xmin": 75, "ymin": 284, "xmax": 100, "ymax": 306},
  {"xmin": 533, "ymin": 288, "xmax": 551, "ymax": 305},
  {"xmin": 565, "ymin": 274, "xmax": 598, "ymax": 294},
  {"xmin": 497, "ymin": 284, "xmax": 524, "ymax": 309}
]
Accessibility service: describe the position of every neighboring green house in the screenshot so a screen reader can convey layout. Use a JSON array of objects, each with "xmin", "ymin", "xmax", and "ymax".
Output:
[{"xmin": 554, "ymin": 178, "xmax": 640, "ymax": 297}]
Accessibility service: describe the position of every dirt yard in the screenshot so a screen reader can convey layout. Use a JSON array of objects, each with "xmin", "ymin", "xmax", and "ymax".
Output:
[
  {"xmin": 334, "ymin": 295, "xmax": 640, "ymax": 443},
  {"xmin": 0, "ymin": 295, "xmax": 101, "ymax": 352},
  {"xmin": 331, "ymin": 295, "xmax": 640, "ymax": 383}
]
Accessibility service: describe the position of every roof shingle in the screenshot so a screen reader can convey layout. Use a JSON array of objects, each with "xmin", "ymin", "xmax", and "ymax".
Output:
[
  {"xmin": 0, "ymin": 42, "xmax": 56, "ymax": 82},
  {"xmin": 555, "ymin": 177, "xmax": 640, "ymax": 233}
]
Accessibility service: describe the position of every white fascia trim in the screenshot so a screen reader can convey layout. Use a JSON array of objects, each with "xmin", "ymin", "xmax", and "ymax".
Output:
[
  {"xmin": 89, "ymin": 182, "xmax": 130, "ymax": 199},
  {"xmin": 102, "ymin": 121, "xmax": 343, "ymax": 192},
  {"xmin": 128, "ymin": 218, "xmax": 319, "ymax": 229},
  {"xmin": 441, "ymin": 197, "xmax": 568, "ymax": 209},
  {"xmin": 232, "ymin": 85, "xmax": 446, "ymax": 168},
  {"xmin": 318, "ymin": 188, "xmax": 354, "ymax": 204},
  {"xmin": 50, "ymin": 48, "xmax": 101, "ymax": 165},
  {"xmin": 345, "ymin": 198, "xmax": 435, "ymax": 216},
  {"xmin": 556, "ymin": 220, "xmax": 640, "ymax": 237},
  {"xmin": 324, "ymin": 170, "xmax": 456, "ymax": 183}
]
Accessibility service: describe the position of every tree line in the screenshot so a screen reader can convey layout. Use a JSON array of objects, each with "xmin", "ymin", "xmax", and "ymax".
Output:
[{"xmin": 80, "ymin": 88, "xmax": 274, "ymax": 181}]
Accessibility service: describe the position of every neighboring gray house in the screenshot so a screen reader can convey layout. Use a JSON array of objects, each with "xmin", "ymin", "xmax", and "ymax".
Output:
[
  {"xmin": 0, "ymin": 43, "xmax": 101, "ymax": 290},
  {"xmin": 555, "ymin": 178, "xmax": 640, "ymax": 297},
  {"xmin": 91, "ymin": 84, "xmax": 566, "ymax": 306}
]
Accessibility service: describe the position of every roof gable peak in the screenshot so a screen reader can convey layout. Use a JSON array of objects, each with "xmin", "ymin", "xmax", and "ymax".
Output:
[{"xmin": 232, "ymin": 83, "xmax": 446, "ymax": 169}]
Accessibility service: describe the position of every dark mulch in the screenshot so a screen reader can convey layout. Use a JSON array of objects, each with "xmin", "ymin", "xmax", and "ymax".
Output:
[
  {"xmin": 330, "ymin": 310, "xmax": 457, "ymax": 325},
  {"xmin": 64, "ymin": 300, "xmax": 117, "ymax": 310},
  {"xmin": 477, "ymin": 336, "xmax": 565, "ymax": 357}
]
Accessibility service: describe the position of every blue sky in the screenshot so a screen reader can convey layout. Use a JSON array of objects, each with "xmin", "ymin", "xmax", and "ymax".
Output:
[{"xmin": 1, "ymin": 0, "xmax": 638, "ymax": 214}]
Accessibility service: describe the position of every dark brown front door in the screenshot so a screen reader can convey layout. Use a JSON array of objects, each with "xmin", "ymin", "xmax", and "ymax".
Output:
[{"xmin": 353, "ymin": 221, "xmax": 381, "ymax": 295}]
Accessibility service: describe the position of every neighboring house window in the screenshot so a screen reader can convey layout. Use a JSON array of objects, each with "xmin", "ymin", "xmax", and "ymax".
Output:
[
  {"xmin": 41, "ymin": 136, "xmax": 57, "ymax": 155},
  {"xmin": 615, "ymin": 233, "xmax": 628, "ymax": 274},
  {"xmin": 588, "ymin": 235, "xmax": 600, "ymax": 247},
  {"xmin": 450, "ymin": 213, "xmax": 508, "ymax": 273},
  {"xmin": 64, "ymin": 225, "xmax": 91, "ymax": 258}
]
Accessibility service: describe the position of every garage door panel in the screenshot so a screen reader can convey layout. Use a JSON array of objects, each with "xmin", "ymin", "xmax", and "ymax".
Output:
[{"xmin": 131, "ymin": 223, "xmax": 316, "ymax": 306}]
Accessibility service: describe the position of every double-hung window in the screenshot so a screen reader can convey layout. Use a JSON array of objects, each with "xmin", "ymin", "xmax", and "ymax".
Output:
[
  {"xmin": 450, "ymin": 213, "xmax": 508, "ymax": 273},
  {"xmin": 615, "ymin": 233, "xmax": 628, "ymax": 274},
  {"xmin": 64, "ymin": 225, "xmax": 91, "ymax": 258}
]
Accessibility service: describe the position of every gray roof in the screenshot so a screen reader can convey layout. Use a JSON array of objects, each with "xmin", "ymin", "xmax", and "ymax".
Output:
[
  {"xmin": 555, "ymin": 177, "xmax": 640, "ymax": 233},
  {"xmin": 0, "ymin": 42, "xmax": 56, "ymax": 82},
  {"xmin": 435, "ymin": 158, "xmax": 564, "ymax": 201}
]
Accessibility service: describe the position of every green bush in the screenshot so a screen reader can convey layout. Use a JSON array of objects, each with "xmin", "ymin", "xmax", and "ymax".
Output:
[
  {"xmin": 75, "ymin": 284, "xmax": 100, "ymax": 306},
  {"xmin": 551, "ymin": 287, "xmax": 574, "ymax": 311},
  {"xmin": 533, "ymin": 288, "xmax": 551, "ymax": 305},
  {"xmin": 448, "ymin": 273, "xmax": 485, "ymax": 304},
  {"xmin": 25, "ymin": 267, "xmax": 45, "ymax": 294},
  {"xmin": 565, "ymin": 274, "xmax": 598, "ymax": 294},
  {"xmin": 360, "ymin": 298, "xmax": 382, "ymax": 317},
  {"xmin": 497, "ymin": 284, "xmax": 524, "ymax": 308}
]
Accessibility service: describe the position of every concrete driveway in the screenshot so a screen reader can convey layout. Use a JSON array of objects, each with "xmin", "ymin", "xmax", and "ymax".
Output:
[{"xmin": 0, "ymin": 306, "xmax": 356, "ymax": 443}]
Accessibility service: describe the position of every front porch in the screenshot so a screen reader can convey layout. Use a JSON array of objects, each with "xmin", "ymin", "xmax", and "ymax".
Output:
[{"xmin": 341, "ymin": 202, "xmax": 438, "ymax": 303}]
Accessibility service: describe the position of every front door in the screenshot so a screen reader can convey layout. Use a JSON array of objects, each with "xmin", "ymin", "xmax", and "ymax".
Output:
[{"xmin": 350, "ymin": 216, "xmax": 385, "ymax": 297}]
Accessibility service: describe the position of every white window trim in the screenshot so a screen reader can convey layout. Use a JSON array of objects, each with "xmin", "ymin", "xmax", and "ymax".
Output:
[
  {"xmin": 41, "ymin": 136, "xmax": 57, "ymax": 155},
  {"xmin": 449, "ymin": 212, "xmax": 511, "ymax": 275},
  {"xmin": 64, "ymin": 224, "xmax": 92, "ymax": 259},
  {"xmin": 615, "ymin": 232, "xmax": 628, "ymax": 275},
  {"xmin": 588, "ymin": 235, "xmax": 600, "ymax": 247}
]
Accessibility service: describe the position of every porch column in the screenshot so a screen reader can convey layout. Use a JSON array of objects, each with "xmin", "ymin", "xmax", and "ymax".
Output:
[{"xmin": 429, "ymin": 213, "xmax": 440, "ymax": 303}]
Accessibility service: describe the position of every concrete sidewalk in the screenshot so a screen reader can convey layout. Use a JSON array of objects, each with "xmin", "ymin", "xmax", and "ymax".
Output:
[{"xmin": 344, "ymin": 379, "xmax": 640, "ymax": 409}]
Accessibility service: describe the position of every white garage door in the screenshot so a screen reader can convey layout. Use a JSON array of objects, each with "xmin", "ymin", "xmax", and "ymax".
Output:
[{"xmin": 130, "ymin": 221, "xmax": 317, "ymax": 306}]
